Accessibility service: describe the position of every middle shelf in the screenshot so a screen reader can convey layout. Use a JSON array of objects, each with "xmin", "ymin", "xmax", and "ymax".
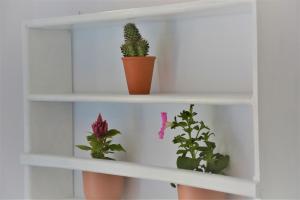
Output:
[
  {"xmin": 27, "ymin": 93, "xmax": 253, "ymax": 105},
  {"xmin": 21, "ymin": 153, "xmax": 256, "ymax": 197}
]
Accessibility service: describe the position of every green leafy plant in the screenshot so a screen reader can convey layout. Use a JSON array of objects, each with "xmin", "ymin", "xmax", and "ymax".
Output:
[
  {"xmin": 121, "ymin": 23, "xmax": 149, "ymax": 57},
  {"xmin": 159, "ymin": 104, "xmax": 229, "ymax": 176},
  {"xmin": 76, "ymin": 114, "xmax": 125, "ymax": 160}
]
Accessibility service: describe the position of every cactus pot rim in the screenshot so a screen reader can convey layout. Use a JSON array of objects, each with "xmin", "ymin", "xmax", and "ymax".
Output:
[{"xmin": 122, "ymin": 56, "xmax": 156, "ymax": 60}]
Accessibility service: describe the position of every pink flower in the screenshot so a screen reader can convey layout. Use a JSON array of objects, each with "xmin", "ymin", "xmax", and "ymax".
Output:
[
  {"xmin": 159, "ymin": 112, "xmax": 168, "ymax": 139},
  {"xmin": 92, "ymin": 114, "xmax": 108, "ymax": 138}
]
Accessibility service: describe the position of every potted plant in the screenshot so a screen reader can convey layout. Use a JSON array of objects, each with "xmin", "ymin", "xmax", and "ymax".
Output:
[
  {"xmin": 121, "ymin": 23, "xmax": 156, "ymax": 94},
  {"xmin": 158, "ymin": 104, "xmax": 230, "ymax": 200},
  {"xmin": 76, "ymin": 114, "xmax": 126, "ymax": 200}
]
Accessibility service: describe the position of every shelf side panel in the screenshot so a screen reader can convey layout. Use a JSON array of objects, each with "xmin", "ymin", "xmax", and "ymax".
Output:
[
  {"xmin": 26, "ymin": 27, "xmax": 74, "ymax": 198},
  {"xmin": 27, "ymin": 102, "xmax": 73, "ymax": 198},
  {"xmin": 28, "ymin": 167, "xmax": 73, "ymax": 199}
]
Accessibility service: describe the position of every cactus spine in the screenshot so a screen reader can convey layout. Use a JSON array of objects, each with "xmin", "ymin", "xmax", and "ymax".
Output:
[{"xmin": 121, "ymin": 23, "xmax": 149, "ymax": 57}]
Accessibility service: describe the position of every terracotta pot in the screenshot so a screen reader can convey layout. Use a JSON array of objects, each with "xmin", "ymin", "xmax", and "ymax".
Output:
[
  {"xmin": 122, "ymin": 56, "xmax": 156, "ymax": 94},
  {"xmin": 177, "ymin": 185, "xmax": 226, "ymax": 200},
  {"xmin": 82, "ymin": 171, "xmax": 124, "ymax": 200}
]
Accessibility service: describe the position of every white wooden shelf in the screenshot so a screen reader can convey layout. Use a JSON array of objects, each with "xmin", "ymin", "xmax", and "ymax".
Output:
[
  {"xmin": 25, "ymin": 0, "xmax": 253, "ymax": 29},
  {"xmin": 27, "ymin": 93, "xmax": 253, "ymax": 105},
  {"xmin": 22, "ymin": 1, "xmax": 260, "ymax": 198},
  {"xmin": 21, "ymin": 153, "xmax": 256, "ymax": 197}
]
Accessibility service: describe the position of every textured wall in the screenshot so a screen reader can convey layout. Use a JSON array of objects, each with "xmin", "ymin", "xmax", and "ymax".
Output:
[
  {"xmin": 1, "ymin": 0, "xmax": 300, "ymax": 199},
  {"xmin": 257, "ymin": 0, "xmax": 300, "ymax": 198}
]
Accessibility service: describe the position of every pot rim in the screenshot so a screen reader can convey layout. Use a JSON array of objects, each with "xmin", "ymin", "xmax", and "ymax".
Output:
[{"xmin": 122, "ymin": 56, "xmax": 156, "ymax": 60}]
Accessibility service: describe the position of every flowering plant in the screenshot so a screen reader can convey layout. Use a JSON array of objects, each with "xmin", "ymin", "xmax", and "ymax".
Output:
[
  {"xmin": 159, "ymin": 104, "xmax": 229, "ymax": 175},
  {"xmin": 76, "ymin": 114, "xmax": 126, "ymax": 160}
]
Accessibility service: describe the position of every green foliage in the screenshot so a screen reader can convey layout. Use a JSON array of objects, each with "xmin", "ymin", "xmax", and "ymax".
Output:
[
  {"xmin": 177, "ymin": 156, "xmax": 200, "ymax": 170},
  {"xmin": 76, "ymin": 129, "xmax": 125, "ymax": 160},
  {"xmin": 121, "ymin": 23, "xmax": 149, "ymax": 57},
  {"xmin": 170, "ymin": 104, "xmax": 230, "ymax": 174}
]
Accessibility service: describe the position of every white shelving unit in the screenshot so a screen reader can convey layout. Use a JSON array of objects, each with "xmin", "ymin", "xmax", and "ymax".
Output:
[
  {"xmin": 27, "ymin": 93, "xmax": 253, "ymax": 104},
  {"xmin": 21, "ymin": 153, "xmax": 256, "ymax": 197},
  {"xmin": 22, "ymin": 0, "xmax": 259, "ymax": 199}
]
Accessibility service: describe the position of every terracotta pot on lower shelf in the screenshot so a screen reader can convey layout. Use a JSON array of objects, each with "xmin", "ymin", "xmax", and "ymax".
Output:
[
  {"xmin": 82, "ymin": 171, "xmax": 124, "ymax": 200},
  {"xmin": 177, "ymin": 185, "xmax": 226, "ymax": 200},
  {"xmin": 122, "ymin": 56, "xmax": 156, "ymax": 95}
]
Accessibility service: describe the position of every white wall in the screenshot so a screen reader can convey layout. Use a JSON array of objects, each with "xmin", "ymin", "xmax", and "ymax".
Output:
[
  {"xmin": 1, "ymin": 0, "xmax": 300, "ymax": 199},
  {"xmin": 298, "ymin": 4, "xmax": 300, "ymax": 194},
  {"xmin": 0, "ymin": 0, "xmax": 4, "ymax": 196},
  {"xmin": 257, "ymin": 0, "xmax": 300, "ymax": 198},
  {"xmin": 0, "ymin": 1, "xmax": 29, "ymax": 198}
]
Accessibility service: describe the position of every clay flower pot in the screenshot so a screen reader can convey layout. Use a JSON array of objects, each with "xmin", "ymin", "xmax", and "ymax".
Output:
[
  {"xmin": 82, "ymin": 171, "xmax": 124, "ymax": 200},
  {"xmin": 122, "ymin": 56, "xmax": 156, "ymax": 94},
  {"xmin": 177, "ymin": 185, "xmax": 226, "ymax": 200}
]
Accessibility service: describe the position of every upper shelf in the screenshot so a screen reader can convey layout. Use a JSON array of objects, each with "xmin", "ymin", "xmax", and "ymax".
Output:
[
  {"xmin": 25, "ymin": 0, "xmax": 254, "ymax": 29},
  {"xmin": 27, "ymin": 93, "xmax": 253, "ymax": 105},
  {"xmin": 21, "ymin": 153, "xmax": 256, "ymax": 197}
]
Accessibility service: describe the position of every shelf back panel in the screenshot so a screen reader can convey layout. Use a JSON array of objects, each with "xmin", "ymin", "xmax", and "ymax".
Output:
[
  {"xmin": 28, "ymin": 29, "xmax": 72, "ymax": 94},
  {"xmin": 73, "ymin": 103, "xmax": 253, "ymax": 199},
  {"xmin": 72, "ymin": 11, "xmax": 254, "ymax": 94}
]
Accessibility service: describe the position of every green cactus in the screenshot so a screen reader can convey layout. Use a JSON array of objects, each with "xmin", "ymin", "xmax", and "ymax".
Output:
[
  {"xmin": 121, "ymin": 23, "xmax": 149, "ymax": 57},
  {"xmin": 124, "ymin": 23, "xmax": 142, "ymax": 42}
]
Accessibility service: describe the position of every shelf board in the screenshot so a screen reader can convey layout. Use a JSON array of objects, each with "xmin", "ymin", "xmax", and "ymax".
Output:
[
  {"xmin": 27, "ymin": 93, "xmax": 253, "ymax": 105},
  {"xmin": 25, "ymin": 0, "xmax": 253, "ymax": 29},
  {"xmin": 21, "ymin": 153, "xmax": 256, "ymax": 197}
]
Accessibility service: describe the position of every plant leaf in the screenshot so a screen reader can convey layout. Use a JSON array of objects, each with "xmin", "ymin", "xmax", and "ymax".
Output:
[
  {"xmin": 87, "ymin": 134, "xmax": 96, "ymax": 142},
  {"xmin": 173, "ymin": 135, "xmax": 187, "ymax": 144},
  {"xmin": 177, "ymin": 122, "xmax": 188, "ymax": 127},
  {"xmin": 109, "ymin": 144, "xmax": 126, "ymax": 152},
  {"xmin": 207, "ymin": 155, "xmax": 230, "ymax": 174},
  {"xmin": 106, "ymin": 129, "xmax": 121, "ymax": 138},
  {"xmin": 104, "ymin": 157, "xmax": 115, "ymax": 160},
  {"xmin": 176, "ymin": 149, "xmax": 188, "ymax": 155},
  {"xmin": 76, "ymin": 145, "xmax": 92, "ymax": 151},
  {"xmin": 205, "ymin": 141, "xmax": 216, "ymax": 149},
  {"xmin": 197, "ymin": 146, "xmax": 208, "ymax": 152},
  {"xmin": 176, "ymin": 156, "xmax": 199, "ymax": 170},
  {"xmin": 91, "ymin": 151, "xmax": 104, "ymax": 159}
]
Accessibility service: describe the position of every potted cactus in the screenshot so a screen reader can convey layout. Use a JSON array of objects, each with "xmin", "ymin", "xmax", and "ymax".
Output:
[
  {"xmin": 158, "ymin": 105, "xmax": 230, "ymax": 200},
  {"xmin": 76, "ymin": 114, "xmax": 126, "ymax": 200},
  {"xmin": 121, "ymin": 23, "xmax": 156, "ymax": 94}
]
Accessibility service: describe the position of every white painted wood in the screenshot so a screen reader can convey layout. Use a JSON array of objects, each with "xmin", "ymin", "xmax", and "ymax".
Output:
[
  {"xmin": 22, "ymin": 1, "xmax": 259, "ymax": 198},
  {"xmin": 24, "ymin": 27, "xmax": 74, "ymax": 198},
  {"xmin": 251, "ymin": 0, "xmax": 260, "ymax": 186},
  {"xmin": 25, "ymin": 0, "xmax": 253, "ymax": 29},
  {"xmin": 28, "ymin": 93, "xmax": 253, "ymax": 105},
  {"xmin": 21, "ymin": 153, "xmax": 257, "ymax": 198},
  {"xmin": 27, "ymin": 102, "xmax": 74, "ymax": 198},
  {"xmin": 22, "ymin": 22, "xmax": 31, "ymax": 199}
]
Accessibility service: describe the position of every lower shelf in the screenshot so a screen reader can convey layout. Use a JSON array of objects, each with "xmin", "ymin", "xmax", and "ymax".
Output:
[{"xmin": 21, "ymin": 153, "xmax": 256, "ymax": 197}]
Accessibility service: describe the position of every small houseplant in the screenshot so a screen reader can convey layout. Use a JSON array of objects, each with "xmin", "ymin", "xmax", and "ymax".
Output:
[
  {"xmin": 76, "ymin": 114, "xmax": 126, "ymax": 200},
  {"xmin": 159, "ymin": 104, "xmax": 230, "ymax": 199},
  {"xmin": 121, "ymin": 23, "xmax": 156, "ymax": 94}
]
